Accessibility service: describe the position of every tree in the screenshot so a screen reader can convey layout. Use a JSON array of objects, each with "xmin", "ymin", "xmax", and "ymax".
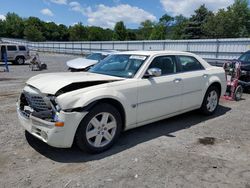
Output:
[
  {"xmin": 149, "ymin": 24, "xmax": 166, "ymax": 40},
  {"xmin": 24, "ymin": 17, "xmax": 44, "ymax": 32},
  {"xmin": 57, "ymin": 24, "xmax": 69, "ymax": 41},
  {"xmin": 159, "ymin": 14, "xmax": 174, "ymax": 27},
  {"xmin": 204, "ymin": 0, "xmax": 250, "ymax": 38},
  {"xmin": 24, "ymin": 25, "xmax": 45, "ymax": 41},
  {"xmin": 0, "ymin": 19, "xmax": 6, "ymax": 37},
  {"xmin": 230, "ymin": 0, "xmax": 250, "ymax": 37},
  {"xmin": 68, "ymin": 23, "xmax": 87, "ymax": 41},
  {"xmin": 44, "ymin": 22, "xmax": 61, "ymax": 41},
  {"xmin": 184, "ymin": 5, "xmax": 213, "ymax": 39},
  {"xmin": 158, "ymin": 14, "xmax": 174, "ymax": 39},
  {"xmin": 23, "ymin": 17, "xmax": 46, "ymax": 41},
  {"xmin": 137, "ymin": 20, "xmax": 155, "ymax": 40},
  {"xmin": 113, "ymin": 21, "xmax": 127, "ymax": 41},
  {"xmin": 126, "ymin": 30, "xmax": 137, "ymax": 40},
  {"xmin": 4, "ymin": 12, "xmax": 24, "ymax": 38},
  {"xmin": 87, "ymin": 26, "xmax": 105, "ymax": 41},
  {"xmin": 102, "ymin": 29, "xmax": 114, "ymax": 41},
  {"xmin": 171, "ymin": 15, "xmax": 189, "ymax": 39}
]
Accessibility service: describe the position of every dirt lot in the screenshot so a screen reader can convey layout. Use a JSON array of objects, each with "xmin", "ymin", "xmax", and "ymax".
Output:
[{"xmin": 0, "ymin": 53, "xmax": 250, "ymax": 188}]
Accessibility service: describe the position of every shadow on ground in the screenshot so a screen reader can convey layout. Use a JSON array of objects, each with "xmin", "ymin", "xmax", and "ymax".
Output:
[
  {"xmin": 0, "ymin": 62, "xmax": 29, "ymax": 66},
  {"xmin": 25, "ymin": 105, "xmax": 231, "ymax": 163}
]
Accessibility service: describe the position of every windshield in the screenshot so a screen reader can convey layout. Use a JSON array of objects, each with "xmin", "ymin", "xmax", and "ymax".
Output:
[
  {"xmin": 239, "ymin": 52, "xmax": 250, "ymax": 62},
  {"xmin": 86, "ymin": 53, "xmax": 107, "ymax": 61},
  {"xmin": 89, "ymin": 54, "xmax": 148, "ymax": 78}
]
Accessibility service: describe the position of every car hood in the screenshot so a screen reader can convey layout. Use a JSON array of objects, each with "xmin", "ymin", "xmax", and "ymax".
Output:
[
  {"xmin": 26, "ymin": 72, "xmax": 124, "ymax": 95},
  {"xmin": 66, "ymin": 58, "xmax": 98, "ymax": 69}
]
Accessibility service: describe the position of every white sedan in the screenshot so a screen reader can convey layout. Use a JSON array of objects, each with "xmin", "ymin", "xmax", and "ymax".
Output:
[
  {"xmin": 66, "ymin": 51, "xmax": 117, "ymax": 71},
  {"xmin": 17, "ymin": 51, "xmax": 226, "ymax": 153}
]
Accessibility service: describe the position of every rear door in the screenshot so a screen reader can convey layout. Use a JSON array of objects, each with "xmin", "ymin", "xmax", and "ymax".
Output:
[{"xmin": 176, "ymin": 55, "xmax": 208, "ymax": 110}]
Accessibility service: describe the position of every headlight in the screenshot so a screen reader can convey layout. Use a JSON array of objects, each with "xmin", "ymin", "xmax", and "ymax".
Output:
[
  {"xmin": 46, "ymin": 95, "xmax": 62, "ymax": 112},
  {"xmin": 55, "ymin": 104, "xmax": 61, "ymax": 111},
  {"xmin": 53, "ymin": 112, "xmax": 60, "ymax": 121}
]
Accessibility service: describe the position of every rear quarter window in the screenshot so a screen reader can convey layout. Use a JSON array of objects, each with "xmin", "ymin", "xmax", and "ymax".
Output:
[
  {"xmin": 18, "ymin": 46, "xmax": 26, "ymax": 51},
  {"xmin": 7, "ymin": 45, "xmax": 17, "ymax": 51},
  {"xmin": 178, "ymin": 56, "xmax": 204, "ymax": 72}
]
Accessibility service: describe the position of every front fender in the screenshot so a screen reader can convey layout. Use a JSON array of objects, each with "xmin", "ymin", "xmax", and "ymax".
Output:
[
  {"xmin": 56, "ymin": 87, "xmax": 137, "ymax": 128},
  {"xmin": 57, "ymin": 88, "xmax": 128, "ymax": 110}
]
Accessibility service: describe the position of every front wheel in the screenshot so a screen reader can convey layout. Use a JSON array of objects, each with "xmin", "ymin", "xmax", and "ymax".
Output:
[
  {"xmin": 200, "ymin": 86, "xmax": 219, "ymax": 115},
  {"xmin": 75, "ymin": 103, "xmax": 122, "ymax": 153}
]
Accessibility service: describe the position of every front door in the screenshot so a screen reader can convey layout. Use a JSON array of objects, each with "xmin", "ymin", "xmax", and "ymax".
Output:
[{"xmin": 137, "ymin": 56, "xmax": 183, "ymax": 123}]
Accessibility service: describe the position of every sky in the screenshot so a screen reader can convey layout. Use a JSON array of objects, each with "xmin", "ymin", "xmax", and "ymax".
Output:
[{"xmin": 0, "ymin": 0, "xmax": 238, "ymax": 29}]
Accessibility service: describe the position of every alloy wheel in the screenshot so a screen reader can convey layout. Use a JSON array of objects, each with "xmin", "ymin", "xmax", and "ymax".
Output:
[
  {"xmin": 206, "ymin": 90, "xmax": 218, "ymax": 112},
  {"xmin": 86, "ymin": 112, "xmax": 117, "ymax": 148}
]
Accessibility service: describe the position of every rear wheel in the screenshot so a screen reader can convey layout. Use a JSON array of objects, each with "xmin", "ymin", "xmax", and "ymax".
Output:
[
  {"xmin": 40, "ymin": 63, "xmax": 47, "ymax": 70},
  {"xmin": 200, "ymin": 86, "xmax": 219, "ymax": 115},
  {"xmin": 14, "ymin": 56, "xmax": 25, "ymax": 65},
  {"xmin": 234, "ymin": 85, "xmax": 243, "ymax": 101},
  {"xmin": 75, "ymin": 103, "xmax": 122, "ymax": 153}
]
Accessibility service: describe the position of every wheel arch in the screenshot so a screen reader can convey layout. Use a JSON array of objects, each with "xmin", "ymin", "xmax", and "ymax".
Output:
[
  {"xmin": 199, "ymin": 81, "xmax": 222, "ymax": 115},
  {"xmin": 208, "ymin": 82, "xmax": 222, "ymax": 96},
  {"xmin": 200, "ymin": 81, "xmax": 222, "ymax": 108},
  {"xmin": 78, "ymin": 98, "xmax": 127, "ymax": 131},
  {"xmin": 15, "ymin": 55, "xmax": 25, "ymax": 60}
]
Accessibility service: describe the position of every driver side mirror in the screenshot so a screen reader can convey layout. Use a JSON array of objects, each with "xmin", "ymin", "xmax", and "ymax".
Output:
[{"xmin": 145, "ymin": 68, "xmax": 162, "ymax": 78}]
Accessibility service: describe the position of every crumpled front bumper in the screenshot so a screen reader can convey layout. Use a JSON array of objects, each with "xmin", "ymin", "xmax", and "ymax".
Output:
[{"xmin": 17, "ymin": 105, "xmax": 87, "ymax": 148}]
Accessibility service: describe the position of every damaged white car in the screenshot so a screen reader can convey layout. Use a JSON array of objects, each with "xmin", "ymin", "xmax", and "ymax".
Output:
[{"xmin": 17, "ymin": 51, "xmax": 226, "ymax": 153}]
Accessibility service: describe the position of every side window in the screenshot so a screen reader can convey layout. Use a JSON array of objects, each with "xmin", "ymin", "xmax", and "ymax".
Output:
[
  {"xmin": 148, "ymin": 56, "xmax": 177, "ymax": 75},
  {"xmin": 18, "ymin": 46, "xmax": 26, "ymax": 51},
  {"xmin": 7, "ymin": 45, "xmax": 17, "ymax": 51},
  {"xmin": 178, "ymin": 56, "xmax": 204, "ymax": 72}
]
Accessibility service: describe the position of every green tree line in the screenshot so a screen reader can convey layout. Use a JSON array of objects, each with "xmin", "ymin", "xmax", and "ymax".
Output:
[{"xmin": 0, "ymin": 0, "xmax": 249, "ymax": 41}]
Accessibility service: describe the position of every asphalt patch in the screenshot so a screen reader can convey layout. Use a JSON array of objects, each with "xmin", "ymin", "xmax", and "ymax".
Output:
[{"xmin": 198, "ymin": 137, "xmax": 216, "ymax": 145}]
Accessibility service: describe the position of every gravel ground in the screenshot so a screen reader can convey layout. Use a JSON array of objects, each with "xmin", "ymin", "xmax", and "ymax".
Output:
[{"xmin": 0, "ymin": 53, "xmax": 250, "ymax": 188}]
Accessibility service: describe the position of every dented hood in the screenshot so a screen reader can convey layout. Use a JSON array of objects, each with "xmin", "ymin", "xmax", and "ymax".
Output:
[
  {"xmin": 26, "ymin": 72, "xmax": 123, "ymax": 95},
  {"xmin": 66, "ymin": 58, "xmax": 98, "ymax": 69}
]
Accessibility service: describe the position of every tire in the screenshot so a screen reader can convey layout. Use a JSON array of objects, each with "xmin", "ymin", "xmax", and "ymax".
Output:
[
  {"xmin": 200, "ymin": 86, "xmax": 220, "ymax": 115},
  {"xmin": 15, "ymin": 56, "xmax": 25, "ymax": 65},
  {"xmin": 75, "ymin": 103, "xmax": 122, "ymax": 153},
  {"xmin": 234, "ymin": 85, "xmax": 243, "ymax": 101},
  {"xmin": 40, "ymin": 63, "xmax": 47, "ymax": 70}
]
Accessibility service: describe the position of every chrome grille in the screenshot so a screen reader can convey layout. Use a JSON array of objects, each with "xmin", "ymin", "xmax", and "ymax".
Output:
[{"xmin": 23, "ymin": 92, "xmax": 49, "ymax": 112}]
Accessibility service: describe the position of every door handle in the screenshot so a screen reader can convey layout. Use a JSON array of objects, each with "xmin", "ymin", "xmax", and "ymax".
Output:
[
  {"xmin": 203, "ymin": 74, "xmax": 209, "ymax": 78},
  {"xmin": 173, "ymin": 78, "xmax": 182, "ymax": 83}
]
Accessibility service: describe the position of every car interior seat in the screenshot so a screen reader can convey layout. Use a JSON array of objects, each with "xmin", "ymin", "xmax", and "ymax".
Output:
[{"xmin": 149, "ymin": 57, "xmax": 175, "ymax": 75}]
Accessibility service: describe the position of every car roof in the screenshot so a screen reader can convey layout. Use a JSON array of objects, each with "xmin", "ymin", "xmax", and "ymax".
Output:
[{"xmin": 116, "ymin": 50, "xmax": 196, "ymax": 56}]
